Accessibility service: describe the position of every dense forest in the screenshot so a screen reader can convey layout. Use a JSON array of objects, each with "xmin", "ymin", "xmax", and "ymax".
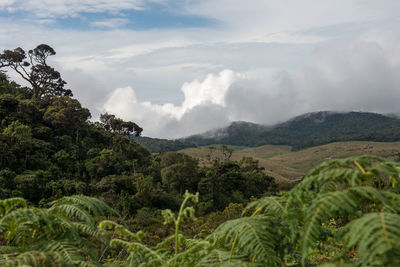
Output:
[
  {"xmin": 133, "ymin": 136, "xmax": 196, "ymax": 153},
  {"xmin": 182, "ymin": 111, "xmax": 400, "ymax": 150},
  {"xmin": 1, "ymin": 45, "xmax": 400, "ymax": 266},
  {"xmin": 0, "ymin": 43, "xmax": 276, "ymax": 252},
  {"xmin": 1, "ymin": 155, "xmax": 399, "ymax": 266}
]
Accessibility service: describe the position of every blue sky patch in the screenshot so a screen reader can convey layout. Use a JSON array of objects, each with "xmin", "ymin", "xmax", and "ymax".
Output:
[{"xmin": 0, "ymin": 3, "xmax": 217, "ymax": 31}]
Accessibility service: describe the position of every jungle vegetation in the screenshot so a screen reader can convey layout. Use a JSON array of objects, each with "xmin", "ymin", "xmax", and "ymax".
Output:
[
  {"xmin": 1, "ymin": 44, "xmax": 400, "ymax": 266},
  {"xmin": 0, "ymin": 44, "xmax": 276, "ymax": 245},
  {"xmin": 0, "ymin": 155, "xmax": 399, "ymax": 266}
]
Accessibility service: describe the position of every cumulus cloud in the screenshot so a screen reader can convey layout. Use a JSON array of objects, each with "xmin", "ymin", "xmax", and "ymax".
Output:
[
  {"xmin": 103, "ymin": 70, "xmax": 235, "ymax": 138},
  {"xmin": 103, "ymin": 31, "xmax": 400, "ymax": 138},
  {"xmin": 1, "ymin": 0, "xmax": 400, "ymax": 139}
]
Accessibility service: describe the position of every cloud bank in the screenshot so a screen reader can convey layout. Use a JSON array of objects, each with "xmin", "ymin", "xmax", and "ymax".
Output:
[
  {"xmin": 103, "ymin": 30, "xmax": 400, "ymax": 138},
  {"xmin": 1, "ymin": 0, "xmax": 400, "ymax": 138}
]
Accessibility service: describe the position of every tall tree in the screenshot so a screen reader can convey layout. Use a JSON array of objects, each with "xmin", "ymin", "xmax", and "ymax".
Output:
[{"xmin": 0, "ymin": 44, "xmax": 72, "ymax": 98}]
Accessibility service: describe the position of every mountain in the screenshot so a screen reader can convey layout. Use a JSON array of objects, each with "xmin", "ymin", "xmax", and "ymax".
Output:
[{"xmin": 181, "ymin": 111, "xmax": 400, "ymax": 150}]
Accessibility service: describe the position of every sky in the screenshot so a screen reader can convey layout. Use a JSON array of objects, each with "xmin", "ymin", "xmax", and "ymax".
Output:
[{"xmin": 1, "ymin": 0, "xmax": 400, "ymax": 138}]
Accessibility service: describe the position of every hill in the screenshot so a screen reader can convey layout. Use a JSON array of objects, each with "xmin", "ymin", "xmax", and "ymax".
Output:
[
  {"xmin": 181, "ymin": 111, "xmax": 400, "ymax": 150},
  {"xmin": 179, "ymin": 141, "xmax": 400, "ymax": 187}
]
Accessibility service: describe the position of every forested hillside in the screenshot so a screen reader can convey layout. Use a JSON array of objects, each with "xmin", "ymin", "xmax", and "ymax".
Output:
[
  {"xmin": 182, "ymin": 111, "xmax": 400, "ymax": 149},
  {"xmin": 133, "ymin": 136, "xmax": 196, "ymax": 153},
  {"xmin": 0, "ymin": 44, "xmax": 276, "ymax": 221},
  {"xmin": 1, "ymin": 45, "xmax": 400, "ymax": 267}
]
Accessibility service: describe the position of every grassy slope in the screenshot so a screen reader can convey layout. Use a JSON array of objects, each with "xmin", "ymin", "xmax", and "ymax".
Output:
[{"xmin": 179, "ymin": 141, "xmax": 400, "ymax": 186}]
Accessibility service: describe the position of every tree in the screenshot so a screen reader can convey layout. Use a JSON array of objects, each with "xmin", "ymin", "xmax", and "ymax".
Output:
[
  {"xmin": 2, "ymin": 121, "xmax": 34, "ymax": 169},
  {"xmin": 43, "ymin": 96, "xmax": 90, "ymax": 141},
  {"xmin": 100, "ymin": 112, "xmax": 143, "ymax": 137},
  {"xmin": 0, "ymin": 44, "xmax": 72, "ymax": 98}
]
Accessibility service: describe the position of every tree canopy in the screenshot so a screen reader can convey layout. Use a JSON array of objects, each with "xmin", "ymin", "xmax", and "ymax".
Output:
[{"xmin": 0, "ymin": 44, "xmax": 72, "ymax": 98}]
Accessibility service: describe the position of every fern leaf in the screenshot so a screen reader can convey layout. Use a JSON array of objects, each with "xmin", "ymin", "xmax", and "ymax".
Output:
[
  {"xmin": 49, "ymin": 204, "xmax": 94, "ymax": 225},
  {"xmin": 0, "ymin": 198, "xmax": 26, "ymax": 217},
  {"xmin": 110, "ymin": 238, "xmax": 166, "ymax": 266},
  {"xmin": 301, "ymin": 190, "xmax": 358, "ymax": 264},
  {"xmin": 0, "ymin": 246, "xmax": 19, "ymax": 254},
  {"xmin": 242, "ymin": 196, "xmax": 286, "ymax": 217},
  {"xmin": 30, "ymin": 240, "xmax": 84, "ymax": 264},
  {"xmin": 98, "ymin": 220, "xmax": 144, "ymax": 241},
  {"xmin": 301, "ymin": 186, "xmax": 400, "ymax": 264},
  {"xmin": 49, "ymin": 195, "xmax": 119, "ymax": 217},
  {"xmin": 0, "ymin": 251, "xmax": 61, "ymax": 267},
  {"xmin": 207, "ymin": 215, "xmax": 283, "ymax": 265},
  {"xmin": 343, "ymin": 212, "xmax": 400, "ymax": 266},
  {"xmin": 197, "ymin": 249, "xmax": 262, "ymax": 267},
  {"xmin": 166, "ymin": 239, "xmax": 211, "ymax": 266}
]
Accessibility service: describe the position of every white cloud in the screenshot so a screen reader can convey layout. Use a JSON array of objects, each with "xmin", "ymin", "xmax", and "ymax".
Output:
[
  {"xmin": 103, "ymin": 30, "xmax": 400, "ymax": 138},
  {"xmin": 91, "ymin": 18, "xmax": 129, "ymax": 28},
  {"xmin": 103, "ymin": 70, "xmax": 236, "ymax": 137},
  {"xmin": 1, "ymin": 1, "xmax": 400, "ymax": 138},
  {"xmin": 0, "ymin": 0, "xmax": 145, "ymax": 17}
]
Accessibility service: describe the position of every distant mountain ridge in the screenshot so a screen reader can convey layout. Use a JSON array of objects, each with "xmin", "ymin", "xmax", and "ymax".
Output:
[{"xmin": 180, "ymin": 111, "xmax": 400, "ymax": 150}]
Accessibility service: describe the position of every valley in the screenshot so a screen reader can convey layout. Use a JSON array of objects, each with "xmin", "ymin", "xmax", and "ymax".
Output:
[{"xmin": 180, "ymin": 141, "xmax": 400, "ymax": 187}]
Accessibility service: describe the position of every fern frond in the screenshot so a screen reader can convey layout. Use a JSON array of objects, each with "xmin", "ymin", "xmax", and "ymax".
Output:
[
  {"xmin": 110, "ymin": 238, "xmax": 166, "ymax": 266},
  {"xmin": 207, "ymin": 215, "xmax": 283, "ymax": 265},
  {"xmin": 318, "ymin": 263, "xmax": 356, "ymax": 267},
  {"xmin": 0, "ymin": 250, "xmax": 62, "ymax": 267},
  {"xmin": 0, "ymin": 198, "xmax": 27, "ymax": 217},
  {"xmin": 153, "ymin": 234, "xmax": 184, "ymax": 251},
  {"xmin": 301, "ymin": 190, "xmax": 358, "ymax": 264},
  {"xmin": 295, "ymin": 155, "xmax": 396, "ymax": 195},
  {"xmin": 98, "ymin": 220, "xmax": 144, "ymax": 241},
  {"xmin": 50, "ymin": 195, "xmax": 119, "ymax": 217},
  {"xmin": 30, "ymin": 240, "xmax": 84, "ymax": 264},
  {"xmin": 49, "ymin": 204, "xmax": 94, "ymax": 225},
  {"xmin": 166, "ymin": 239, "xmax": 211, "ymax": 266},
  {"xmin": 343, "ymin": 212, "xmax": 400, "ymax": 266},
  {"xmin": 197, "ymin": 249, "xmax": 261, "ymax": 266},
  {"xmin": 0, "ymin": 246, "xmax": 19, "ymax": 254},
  {"xmin": 242, "ymin": 196, "xmax": 286, "ymax": 217},
  {"xmin": 71, "ymin": 221, "xmax": 103, "ymax": 239},
  {"xmin": 301, "ymin": 186, "xmax": 400, "ymax": 264}
]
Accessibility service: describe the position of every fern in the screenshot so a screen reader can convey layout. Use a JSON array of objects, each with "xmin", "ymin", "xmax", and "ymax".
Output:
[
  {"xmin": 207, "ymin": 215, "xmax": 283, "ymax": 266},
  {"xmin": 110, "ymin": 238, "xmax": 166, "ymax": 266},
  {"xmin": 0, "ymin": 195, "xmax": 115, "ymax": 266},
  {"xmin": 242, "ymin": 196, "xmax": 287, "ymax": 217},
  {"xmin": 165, "ymin": 239, "xmax": 211, "ymax": 266},
  {"xmin": 197, "ymin": 249, "xmax": 263, "ymax": 266},
  {"xmin": 49, "ymin": 204, "xmax": 95, "ymax": 226},
  {"xmin": 162, "ymin": 190, "xmax": 199, "ymax": 255},
  {"xmin": 98, "ymin": 220, "xmax": 144, "ymax": 241},
  {"xmin": 49, "ymin": 195, "xmax": 119, "ymax": 217},
  {"xmin": 0, "ymin": 198, "xmax": 26, "ymax": 218},
  {"xmin": 343, "ymin": 212, "xmax": 400, "ymax": 266}
]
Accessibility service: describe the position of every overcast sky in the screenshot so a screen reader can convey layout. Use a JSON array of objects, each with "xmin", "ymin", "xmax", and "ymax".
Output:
[{"xmin": 1, "ymin": 0, "xmax": 400, "ymax": 138}]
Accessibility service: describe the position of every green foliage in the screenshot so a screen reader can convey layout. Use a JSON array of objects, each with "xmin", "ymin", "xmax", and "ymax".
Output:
[
  {"xmin": 1, "ymin": 155, "xmax": 399, "ymax": 266},
  {"xmin": 0, "ymin": 195, "xmax": 115, "ymax": 266},
  {"xmin": 0, "ymin": 58, "xmax": 277, "ymax": 221},
  {"xmin": 133, "ymin": 136, "xmax": 196, "ymax": 153},
  {"xmin": 343, "ymin": 212, "xmax": 400, "ymax": 266},
  {"xmin": 103, "ymin": 155, "xmax": 400, "ymax": 266}
]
